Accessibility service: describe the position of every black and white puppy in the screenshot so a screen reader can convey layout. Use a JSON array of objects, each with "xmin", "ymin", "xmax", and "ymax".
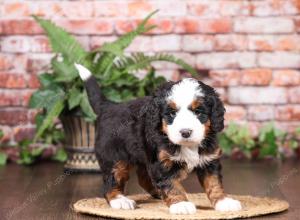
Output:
[{"xmin": 75, "ymin": 64, "xmax": 242, "ymax": 214}]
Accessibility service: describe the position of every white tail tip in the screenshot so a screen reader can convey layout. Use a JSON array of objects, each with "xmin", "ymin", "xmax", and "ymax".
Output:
[{"xmin": 74, "ymin": 63, "xmax": 92, "ymax": 81}]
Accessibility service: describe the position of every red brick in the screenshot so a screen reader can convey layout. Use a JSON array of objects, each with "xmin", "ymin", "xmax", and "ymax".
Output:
[
  {"xmin": 272, "ymin": 70, "xmax": 300, "ymax": 86},
  {"xmin": 182, "ymin": 35, "xmax": 214, "ymax": 52},
  {"xmin": 28, "ymin": 74, "xmax": 41, "ymax": 89},
  {"xmin": 13, "ymin": 126, "xmax": 36, "ymax": 142},
  {"xmin": 0, "ymin": 90, "xmax": 34, "ymax": 107},
  {"xmin": 152, "ymin": 35, "xmax": 181, "ymax": 52},
  {"xmin": 224, "ymin": 105, "xmax": 247, "ymax": 122},
  {"xmin": 60, "ymin": 1, "xmax": 93, "ymax": 18},
  {"xmin": 197, "ymin": 52, "xmax": 256, "ymax": 69},
  {"xmin": 0, "ymin": 55, "xmax": 13, "ymax": 71},
  {"xmin": 26, "ymin": 54, "xmax": 53, "ymax": 72},
  {"xmin": 241, "ymin": 69, "xmax": 272, "ymax": 85},
  {"xmin": 150, "ymin": 1, "xmax": 186, "ymax": 17},
  {"xmin": 126, "ymin": 36, "xmax": 152, "ymax": 52},
  {"xmin": 2, "ymin": 2, "xmax": 30, "ymax": 17},
  {"xmin": 248, "ymin": 35, "xmax": 300, "ymax": 51},
  {"xmin": 0, "ymin": 73, "xmax": 27, "ymax": 89},
  {"xmin": 228, "ymin": 87, "xmax": 287, "ymax": 104},
  {"xmin": 175, "ymin": 18, "xmax": 232, "ymax": 34},
  {"xmin": 56, "ymin": 19, "xmax": 113, "ymax": 35},
  {"xmin": 0, "ymin": 109, "xmax": 29, "ymax": 126},
  {"xmin": 247, "ymin": 105, "xmax": 275, "ymax": 121},
  {"xmin": 258, "ymin": 52, "xmax": 300, "ymax": 68},
  {"xmin": 209, "ymin": 70, "xmax": 240, "ymax": 86},
  {"xmin": 275, "ymin": 105, "xmax": 300, "ymax": 121},
  {"xmin": 0, "ymin": 91, "xmax": 22, "ymax": 106},
  {"xmin": 234, "ymin": 17, "xmax": 294, "ymax": 33},
  {"xmin": 127, "ymin": 1, "xmax": 154, "ymax": 18},
  {"xmin": 188, "ymin": 1, "xmax": 250, "ymax": 17},
  {"xmin": 251, "ymin": 0, "xmax": 299, "ymax": 16},
  {"xmin": 214, "ymin": 35, "xmax": 247, "ymax": 51},
  {"xmin": 295, "ymin": 17, "xmax": 300, "ymax": 32},
  {"xmin": 94, "ymin": 1, "xmax": 128, "ymax": 17},
  {"xmin": 0, "ymin": 19, "xmax": 44, "ymax": 35},
  {"xmin": 288, "ymin": 87, "xmax": 300, "ymax": 103}
]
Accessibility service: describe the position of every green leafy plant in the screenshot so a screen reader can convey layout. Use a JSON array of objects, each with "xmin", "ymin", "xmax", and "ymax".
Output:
[
  {"xmin": 0, "ymin": 130, "xmax": 8, "ymax": 165},
  {"xmin": 218, "ymin": 123, "xmax": 255, "ymax": 158},
  {"xmin": 29, "ymin": 10, "xmax": 198, "ymax": 141},
  {"xmin": 218, "ymin": 122, "xmax": 300, "ymax": 160}
]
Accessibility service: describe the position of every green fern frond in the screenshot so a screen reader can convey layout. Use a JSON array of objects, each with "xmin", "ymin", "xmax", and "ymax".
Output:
[
  {"xmin": 114, "ymin": 53, "xmax": 198, "ymax": 77},
  {"xmin": 93, "ymin": 10, "xmax": 158, "ymax": 76},
  {"xmin": 33, "ymin": 16, "xmax": 88, "ymax": 65}
]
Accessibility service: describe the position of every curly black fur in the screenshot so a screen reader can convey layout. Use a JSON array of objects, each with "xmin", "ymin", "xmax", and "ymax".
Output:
[{"xmin": 82, "ymin": 75, "xmax": 226, "ymax": 204}]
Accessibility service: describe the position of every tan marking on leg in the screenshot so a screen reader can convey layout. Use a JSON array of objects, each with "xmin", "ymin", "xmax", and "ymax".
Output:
[
  {"xmin": 158, "ymin": 149, "xmax": 173, "ymax": 170},
  {"xmin": 106, "ymin": 161, "xmax": 131, "ymax": 202},
  {"xmin": 106, "ymin": 188, "xmax": 123, "ymax": 202},
  {"xmin": 203, "ymin": 175, "xmax": 225, "ymax": 206},
  {"xmin": 163, "ymin": 180, "xmax": 188, "ymax": 206}
]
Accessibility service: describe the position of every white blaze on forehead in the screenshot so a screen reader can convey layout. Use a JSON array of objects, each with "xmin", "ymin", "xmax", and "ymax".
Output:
[{"xmin": 167, "ymin": 78, "xmax": 203, "ymax": 108}]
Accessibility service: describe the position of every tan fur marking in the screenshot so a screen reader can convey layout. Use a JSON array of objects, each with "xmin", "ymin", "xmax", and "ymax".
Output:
[
  {"xmin": 163, "ymin": 180, "xmax": 188, "ymax": 206},
  {"xmin": 106, "ymin": 188, "xmax": 122, "ymax": 202},
  {"xmin": 112, "ymin": 161, "xmax": 130, "ymax": 184},
  {"xmin": 105, "ymin": 161, "xmax": 131, "ymax": 201},
  {"xmin": 162, "ymin": 119, "xmax": 168, "ymax": 134},
  {"xmin": 158, "ymin": 150, "xmax": 173, "ymax": 169},
  {"xmin": 203, "ymin": 175, "xmax": 225, "ymax": 206},
  {"xmin": 191, "ymin": 99, "xmax": 201, "ymax": 110},
  {"xmin": 168, "ymin": 101, "xmax": 177, "ymax": 110},
  {"xmin": 204, "ymin": 120, "xmax": 211, "ymax": 136}
]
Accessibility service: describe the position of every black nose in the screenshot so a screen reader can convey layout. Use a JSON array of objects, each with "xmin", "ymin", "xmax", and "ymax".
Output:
[{"xmin": 180, "ymin": 129, "xmax": 192, "ymax": 138}]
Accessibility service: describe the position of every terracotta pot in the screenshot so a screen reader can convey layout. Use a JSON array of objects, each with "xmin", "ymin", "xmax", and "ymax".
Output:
[{"xmin": 60, "ymin": 115, "xmax": 100, "ymax": 173}]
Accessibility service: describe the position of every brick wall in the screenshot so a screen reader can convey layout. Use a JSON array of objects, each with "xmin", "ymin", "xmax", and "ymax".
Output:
[{"xmin": 0, "ymin": 0, "xmax": 300, "ymax": 143}]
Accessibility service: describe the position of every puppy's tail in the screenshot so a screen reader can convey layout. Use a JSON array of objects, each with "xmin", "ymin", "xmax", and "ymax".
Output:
[{"xmin": 74, "ymin": 63, "xmax": 107, "ymax": 115}]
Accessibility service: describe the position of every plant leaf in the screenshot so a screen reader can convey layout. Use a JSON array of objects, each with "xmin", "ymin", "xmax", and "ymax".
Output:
[
  {"xmin": 52, "ymin": 148, "xmax": 67, "ymax": 162},
  {"xmin": 0, "ymin": 152, "xmax": 7, "ymax": 165},
  {"xmin": 33, "ymin": 16, "xmax": 87, "ymax": 64},
  {"xmin": 68, "ymin": 87, "xmax": 82, "ymax": 110},
  {"xmin": 80, "ymin": 91, "xmax": 97, "ymax": 122},
  {"xmin": 34, "ymin": 99, "xmax": 65, "ymax": 141}
]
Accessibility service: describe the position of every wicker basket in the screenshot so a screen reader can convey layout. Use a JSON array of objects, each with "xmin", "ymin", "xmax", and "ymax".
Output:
[{"xmin": 61, "ymin": 115, "xmax": 100, "ymax": 173}]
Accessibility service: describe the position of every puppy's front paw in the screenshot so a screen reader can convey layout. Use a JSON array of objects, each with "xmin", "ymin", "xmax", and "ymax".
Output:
[
  {"xmin": 215, "ymin": 197, "xmax": 242, "ymax": 212},
  {"xmin": 109, "ymin": 195, "xmax": 136, "ymax": 210},
  {"xmin": 169, "ymin": 201, "xmax": 196, "ymax": 214}
]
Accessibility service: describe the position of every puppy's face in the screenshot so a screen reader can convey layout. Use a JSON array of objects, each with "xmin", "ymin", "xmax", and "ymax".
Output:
[{"xmin": 160, "ymin": 79, "xmax": 215, "ymax": 147}]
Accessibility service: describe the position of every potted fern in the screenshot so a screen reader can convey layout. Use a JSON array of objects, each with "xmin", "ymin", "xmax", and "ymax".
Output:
[{"xmin": 29, "ymin": 11, "xmax": 197, "ymax": 172}]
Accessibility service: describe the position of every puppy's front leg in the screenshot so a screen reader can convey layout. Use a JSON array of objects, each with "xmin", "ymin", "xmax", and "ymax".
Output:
[
  {"xmin": 148, "ymin": 161, "xmax": 196, "ymax": 214},
  {"xmin": 162, "ymin": 180, "xmax": 196, "ymax": 214},
  {"xmin": 196, "ymin": 160, "xmax": 242, "ymax": 212}
]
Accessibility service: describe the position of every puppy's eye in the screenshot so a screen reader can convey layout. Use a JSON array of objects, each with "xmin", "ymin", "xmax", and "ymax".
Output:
[
  {"xmin": 169, "ymin": 111, "xmax": 176, "ymax": 118},
  {"xmin": 194, "ymin": 108, "xmax": 205, "ymax": 116}
]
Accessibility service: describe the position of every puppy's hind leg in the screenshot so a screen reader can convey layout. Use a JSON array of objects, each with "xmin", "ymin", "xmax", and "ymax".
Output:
[
  {"xmin": 103, "ymin": 161, "xmax": 136, "ymax": 210},
  {"xmin": 136, "ymin": 165, "xmax": 161, "ymax": 199}
]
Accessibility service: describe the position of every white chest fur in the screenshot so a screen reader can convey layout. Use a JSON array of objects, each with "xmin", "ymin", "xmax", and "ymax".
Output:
[{"xmin": 170, "ymin": 146, "xmax": 219, "ymax": 171}]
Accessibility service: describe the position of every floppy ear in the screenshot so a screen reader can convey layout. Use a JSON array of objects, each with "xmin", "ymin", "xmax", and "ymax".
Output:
[
  {"xmin": 144, "ymin": 81, "xmax": 175, "ymax": 147},
  {"xmin": 208, "ymin": 93, "xmax": 225, "ymax": 133}
]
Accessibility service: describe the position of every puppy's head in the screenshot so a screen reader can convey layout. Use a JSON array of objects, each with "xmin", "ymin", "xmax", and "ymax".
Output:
[{"xmin": 148, "ymin": 78, "xmax": 225, "ymax": 148}]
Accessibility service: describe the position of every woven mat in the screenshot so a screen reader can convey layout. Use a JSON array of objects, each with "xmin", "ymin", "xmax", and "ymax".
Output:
[{"xmin": 73, "ymin": 193, "xmax": 289, "ymax": 220}]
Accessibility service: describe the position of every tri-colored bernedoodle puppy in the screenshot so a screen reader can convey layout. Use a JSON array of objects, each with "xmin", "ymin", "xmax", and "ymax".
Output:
[{"xmin": 75, "ymin": 64, "xmax": 242, "ymax": 214}]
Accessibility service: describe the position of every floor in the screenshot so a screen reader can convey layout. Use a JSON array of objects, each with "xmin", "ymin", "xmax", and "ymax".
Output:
[{"xmin": 0, "ymin": 159, "xmax": 299, "ymax": 220}]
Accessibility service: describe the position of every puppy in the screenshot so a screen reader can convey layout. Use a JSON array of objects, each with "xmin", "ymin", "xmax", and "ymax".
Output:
[{"xmin": 75, "ymin": 64, "xmax": 242, "ymax": 214}]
